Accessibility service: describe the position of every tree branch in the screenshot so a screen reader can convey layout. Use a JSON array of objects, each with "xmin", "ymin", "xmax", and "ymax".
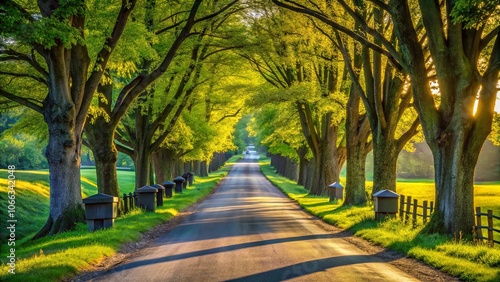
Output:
[
  {"xmin": 397, "ymin": 117, "xmax": 420, "ymax": 152},
  {"xmin": 272, "ymin": 0, "xmax": 404, "ymax": 71},
  {"xmin": 217, "ymin": 108, "xmax": 242, "ymax": 123},
  {"xmin": 202, "ymin": 45, "xmax": 247, "ymax": 60},
  {"xmin": 0, "ymin": 89, "xmax": 43, "ymax": 113},
  {"xmin": 115, "ymin": 128, "xmax": 135, "ymax": 148},
  {"xmin": 194, "ymin": 0, "xmax": 239, "ymax": 24},
  {"xmin": 0, "ymin": 49, "xmax": 49, "ymax": 80},
  {"xmin": 480, "ymin": 26, "xmax": 500, "ymax": 52},
  {"xmin": 114, "ymin": 141, "xmax": 135, "ymax": 157},
  {"xmin": 159, "ymin": 10, "xmax": 190, "ymax": 23},
  {"xmin": 80, "ymin": 0, "xmax": 138, "ymax": 127},
  {"xmin": 0, "ymin": 70, "xmax": 46, "ymax": 84},
  {"xmin": 156, "ymin": 19, "xmax": 187, "ymax": 35}
]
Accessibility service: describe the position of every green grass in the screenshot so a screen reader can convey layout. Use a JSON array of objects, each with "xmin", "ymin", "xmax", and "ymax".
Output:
[
  {"xmin": 259, "ymin": 157, "xmax": 500, "ymax": 282},
  {"xmin": 80, "ymin": 169, "xmax": 137, "ymax": 195},
  {"xmin": 0, "ymin": 169, "xmax": 138, "ymax": 241},
  {"xmin": 0, "ymin": 155, "xmax": 240, "ymax": 282}
]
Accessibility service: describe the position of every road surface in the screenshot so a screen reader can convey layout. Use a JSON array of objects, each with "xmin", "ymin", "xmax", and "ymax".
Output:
[{"xmin": 92, "ymin": 148, "xmax": 420, "ymax": 281}]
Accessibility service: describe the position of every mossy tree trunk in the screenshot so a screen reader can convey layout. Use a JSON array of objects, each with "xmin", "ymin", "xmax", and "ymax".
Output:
[{"xmin": 344, "ymin": 88, "xmax": 371, "ymax": 205}]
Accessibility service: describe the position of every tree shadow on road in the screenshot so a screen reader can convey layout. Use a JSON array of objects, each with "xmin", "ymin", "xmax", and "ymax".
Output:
[
  {"xmin": 226, "ymin": 253, "xmax": 394, "ymax": 282},
  {"xmin": 104, "ymin": 233, "xmax": 362, "ymax": 274}
]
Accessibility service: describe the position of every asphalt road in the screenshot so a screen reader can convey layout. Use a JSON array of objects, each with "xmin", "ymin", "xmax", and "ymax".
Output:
[{"xmin": 92, "ymin": 149, "xmax": 420, "ymax": 282}]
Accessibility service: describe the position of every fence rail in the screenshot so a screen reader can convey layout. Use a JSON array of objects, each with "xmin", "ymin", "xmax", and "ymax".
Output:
[
  {"xmin": 399, "ymin": 195, "xmax": 434, "ymax": 227},
  {"xmin": 474, "ymin": 207, "xmax": 500, "ymax": 247}
]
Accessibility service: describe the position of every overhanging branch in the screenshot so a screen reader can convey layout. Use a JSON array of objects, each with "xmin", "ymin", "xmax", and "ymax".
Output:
[{"xmin": 0, "ymin": 89, "xmax": 43, "ymax": 113}]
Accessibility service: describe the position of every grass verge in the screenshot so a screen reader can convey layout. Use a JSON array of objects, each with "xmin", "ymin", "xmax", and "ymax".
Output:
[
  {"xmin": 259, "ymin": 157, "xmax": 500, "ymax": 282},
  {"xmin": 0, "ymin": 169, "xmax": 138, "ymax": 241},
  {"xmin": 0, "ymin": 155, "xmax": 240, "ymax": 282}
]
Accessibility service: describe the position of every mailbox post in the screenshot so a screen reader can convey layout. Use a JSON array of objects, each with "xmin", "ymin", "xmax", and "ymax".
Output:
[
  {"xmin": 372, "ymin": 189, "xmax": 399, "ymax": 220},
  {"xmin": 151, "ymin": 184, "xmax": 165, "ymax": 207},
  {"xmin": 173, "ymin": 176, "xmax": 185, "ymax": 194},
  {"xmin": 328, "ymin": 182, "xmax": 344, "ymax": 202},
  {"xmin": 136, "ymin": 186, "xmax": 158, "ymax": 212},
  {"xmin": 83, "ymin": 193, "xmax": 118, "ymax": 232},
  {"xmin": 162, "ymin": 181, "xmax": 175, "ymax": 198}
]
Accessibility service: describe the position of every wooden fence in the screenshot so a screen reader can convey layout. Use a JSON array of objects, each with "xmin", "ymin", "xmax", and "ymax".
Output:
[
  {"xmin": 474, "ymin": 207, "xmax": 500, "ymax": 247},
  {"xmin": 399, "ymin": 195, "xmax": 434, "ymax": 227},
  {"xmin": 121, "ymin": 192, "xmax": 138, "ymax": 214}
]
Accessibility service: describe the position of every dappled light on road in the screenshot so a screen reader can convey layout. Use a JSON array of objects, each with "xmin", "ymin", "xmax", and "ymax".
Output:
[{"xmin": 91, "ymin": 153, "xmax": 420, "ymax": 282}]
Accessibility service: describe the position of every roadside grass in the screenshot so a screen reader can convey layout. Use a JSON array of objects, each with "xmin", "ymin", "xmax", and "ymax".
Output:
[
  {"xmin": 0, "ymin": 155, "xmax": 239, "ymax": 282},
  {"xmin": 80, "ymin": 169, "xmax": 136, "ymax": 195},
  {"xmin": 0, "ymin": 169, "xmax": 138, "ymax": 241},
  {"xmin": 0, "ymin": 176, "xmax": 50, "ymax": 243},
  {"xmin": 259, "ymin": 158, "xmax": 500, "ymax": 282}
]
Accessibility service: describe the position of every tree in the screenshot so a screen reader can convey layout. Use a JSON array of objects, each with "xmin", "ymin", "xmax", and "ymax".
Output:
[
  {"xmin": 84, "ymin": 0, "xmax": 240, "ymax": 193},
  {"xmin": 272, "ymin": 0, "xmax": 500, "ymax": 236},
  {"xmin": 243, "ymin": 5, "xmax": 348, "ymax": 195},
  {"xmin": 330, "ymin": 3, "xmax": 420, "ymax": 195},
  {"xmin": 177, "ymin": 52, "xmax": 256, "ymax": 177},
  {"xmin": 1, "ymin": 0, "xmax": 138, "ymax": 238},
  {"xmin": 248, "ymin": 102, "xmax": 311, "ymax": 183},
  {"xmin": 116, "ymin": 2, "xmax": 242, "ymax": 187}
]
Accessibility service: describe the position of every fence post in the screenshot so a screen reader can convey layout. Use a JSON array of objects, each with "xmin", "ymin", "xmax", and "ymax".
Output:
[
  {"xmin": 488, "ymin": 210, "xmax": 494, "ymax": 247},
  {"xmin": 128, "ymin": 192, "xmax": 134, "ymax": 210},
  {"xmin": 123, "ymin": 193, "xmax": 129, "ymax": 214},
  {"xmin": 399, "ymin": 195, "xmax": 405, "ymax": 221},
  {"xmin": 423, "ymin": 200, "xmax": 428, "ymax": 223},
  {"xmin": 475, "ymin": 207, "xmax": 483, "ymax": 244},
  {"xmin": 430, "ymin": 201, "xmax": 434, "ymax": 214},
  {"xmin": 405, "ymin": 195, "xmax": 412, "ymax": 224},
  {"xmin": 412, "ymin": 198, "xmax": 418, "ymax": 228}
]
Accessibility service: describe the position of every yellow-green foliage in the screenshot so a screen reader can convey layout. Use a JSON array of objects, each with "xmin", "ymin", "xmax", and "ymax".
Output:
[
  {"xmin": 259, "ymin": 158, "xmax": 500, "ymax": 282},
  {"xmin": 0, "ymin": 155, "xmax": 238, "ymax": 282}
]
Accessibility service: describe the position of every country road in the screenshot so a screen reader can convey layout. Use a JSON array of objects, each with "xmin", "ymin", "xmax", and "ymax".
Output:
[{"xmin": 91, "ymin": 149, "xmax": 422, "ymax": 282}]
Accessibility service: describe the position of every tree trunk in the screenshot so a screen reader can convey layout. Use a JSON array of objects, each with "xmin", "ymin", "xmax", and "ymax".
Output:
[
  {"xmin": 309, "ymin": 125, "xmax": 341, "ymax": 196},
  {"xmin": 85, "ymin": 119, "xmax": 120, "ymax": 197},
  {"xmin": 33, "ymin": 43, "xmax": 90, "ymax": 239},
  {"xmin": 296, "ymin": 146, "xmax": 308, "ymax": 186},
  {"xmin": 371, "ymin": 136, "xmax": 400, "ymax": 194},
  {"xmin": 153, "ymin": 149, "xmax": 167, "ymax": 184},
  {"xmin": 344, "ymin": 107, "xmax": 371, "ymax": 205},
  {"xmin": 427, "ymin": 134, "xmax": 480, "ymax": 236},
  {"xmin": 134, "ymin": 144, "xmax": 152, "ymax": 188},
  {"xmin": 149, "ymin": 160, "xmax": 155, "ymax": 184},
  {"xmin": 200, "ymin": 161, "xmax": 209, "ymax": 177},
  {"xmin": 153, "ymin": 148, "xmax": 178, "ymax": 182},
  {"xmin": 286, "ymin": 157, "xmax": 298, "ymax": 181},
  {"xmin": 34, "ymin": 97, "xmax": 85, "ymax": 239},
  {"xmin": 344, "ymin": 95, "xmax": 371, "ymax": 205},
  {"xmin": 304, "ymin": 159, "xmax": 314, "ymax": 190}
]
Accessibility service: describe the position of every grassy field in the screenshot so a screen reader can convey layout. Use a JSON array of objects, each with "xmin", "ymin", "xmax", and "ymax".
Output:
[
  {"xmin": 0, "ymin": 169, "xmax": 137, "ymax": 242},
  {"xmin": 259, "ymin": 158, "xmax": 500, "ymax": 282},
  {"xmin": 0, "ymin": 156, "xmax": 239, "ymax": 281}
]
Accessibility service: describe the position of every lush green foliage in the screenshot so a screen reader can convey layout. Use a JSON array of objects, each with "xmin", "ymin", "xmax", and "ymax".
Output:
[
  {"xmin": 451, "ymin": 0, "xmax": 500, "ymax": 28},
  {"xmin": 260, "ymin": 157, "xmax": 500, "ymax": 281}
]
